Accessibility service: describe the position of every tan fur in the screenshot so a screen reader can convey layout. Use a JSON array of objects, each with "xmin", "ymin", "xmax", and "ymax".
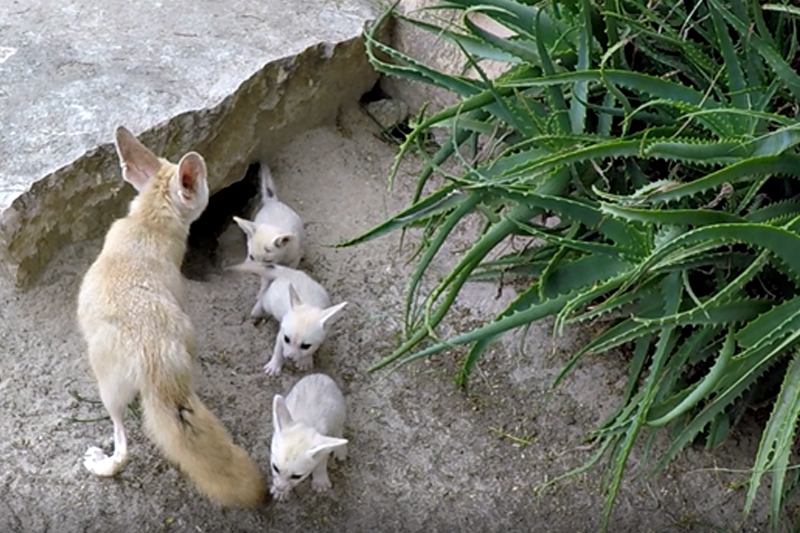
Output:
[{"xmin": 77, "ymin": 126, "xmax": 266, "ymax": 508}]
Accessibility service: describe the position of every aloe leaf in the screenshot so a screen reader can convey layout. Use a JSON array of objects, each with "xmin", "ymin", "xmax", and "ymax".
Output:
[
  {"xmin": 554, "ymin": 272, "xmax": 631, "ymax": 335},
  {"xmin": 404, "ymin": 192, "xmax": 484, "ymax": 330},
  {"xmin": 496, "ymin": 137, "xmax": 792, "ymax": 188},
  {"xmin": 745, "ymin": 349, "xmax": 800, "ymax": 527},
  {"xmin": 554, "ymin": 298, "xmax": 772, "ymax": 388},
  {"xmin": 381, "ymin": 292, "xmax": 572, "ymax": 372},
  {"xmin": 503, "ymin": 69, "xmax": 720, "ymax": 107},
  {"xmin": 456, "ymin": 247, "xmax": 594, "ymax": 387},
  {"xmin": 653, "ymin": 327, "xmax": 721, "ymax": 406},
  {"xmin": 652, "ymin": 251, "xmax": 754, "ymax": 274},
  {"xmin": 510, "ymin": 217, "xmax": 632, "ymax": 259},
  {"xmin": 460, "ymin": 10, "xmax": 539, "ymax": 64},
  {"xmin": 709, "ymin": 7, "xmax": 748, "ymax": 131},
  {"xmin": 568, "ymin": 0, "xmax": 593, "ymax": 135},
  {"xmin": 337, "ymin": 185, "xmax": 463, "ymax": 247},
  {"xmin": 411, "ymin": 120, "xmax": 479, "ymax": 203},
  {"xmin": 653, "ymin": 347, "xmax": 779, "ymax": 476},
  {"xmin": 746, "ymin": 200, "xmax": 800, "ymax": 224},
  {"xmin": 370, "ymin": 201, "xmax": 545, "ymax": 371},
  {"xmin": 437, "ymin": 0, "xmax": 553, "ymax": 40},
  {"xmin": 598, "ymin": 335, "xmax": 651, "ymax": 430},
  {"xmin": 647, "ymin": 329, "xmax": 735, "ymax": 427},
  {"xmin": 625, "ymin": 223, "xmax": 800, "ymax": 292},
  {"xmin": 710, "ymin": 0, "xmax": 800, "ymax": 102},
  {"xmin": 600, "ymin": 273, "xmax": 682, "ymax": 530},
  {"xmin": 737, "ymin": 297, "xmax": 800, "ymax": 349},
  {"xmin": 376, "ymin": 252, "xmax": 632, "ymax": 372},
  {"xmin": 600, "ymin": 204, "xmax": 745, "ymax": 226},
  {"xmin": 566, "ymin": 276, "xmax": 662, "ymax": 326},
  {"xmin": 534, "ymin": 9, "xmax": 572, "ymax": 134},
  {"xmin": 498, "ymin": 191, "xmax": 648, "ymax": 253},
  {"xmin": 364, "ymin": 11, "xmax": 481, "ymax": 97},
  {"xmin": 763, "ymin": 3, "xmax": 800, "ymax": 17},
  {"xmin": 400, "ymin": 15, "xmax": 523, "ymax": 63}
]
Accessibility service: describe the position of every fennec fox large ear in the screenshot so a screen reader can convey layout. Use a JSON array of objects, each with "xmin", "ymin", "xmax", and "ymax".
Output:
[
  {"xmin": 307, "ymin": 436, "xmax": 348, "ymax": 461},
  {"xmin": 319, "ymin": 302, "xmax": 348, "ymax": 330},
  {"xmin": 272, "ymin": 395, "xmax": 293, "ymax": 434},
  {"xmin": 272, "ymin": 235, "xmax": 293, "ymax": 248},
  {"xmin": 174, "ymin": 152, "xmax": 207, "ymax": 206},
  {"xmin": 287, "ymin": 284, "xmax": 303, "ymax": 310},
  {"xmin": 114, "ymin": 126, "xmax": 162, "ymax": 191},
  {"xmin": 232, "ymin": 216, "xmax": 256, "ymax": 238}
]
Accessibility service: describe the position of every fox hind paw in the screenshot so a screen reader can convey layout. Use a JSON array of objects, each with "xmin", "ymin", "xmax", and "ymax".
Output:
[{"xmin": 83, "ymin": 446, "xmax": 125, "ymax": 477}]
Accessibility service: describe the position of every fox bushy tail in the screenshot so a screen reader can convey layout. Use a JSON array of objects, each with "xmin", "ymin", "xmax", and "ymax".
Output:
[
  {"xmin": 259, "ymin": 162, "xmax": 277, "ymax": 201},
  {"xmin": 226, "ymin": 260, "xmax": 282, "ymax": 281},
  {"xmin": 139, "ymin": 366, "xmax": 266, "ymax": 508}
]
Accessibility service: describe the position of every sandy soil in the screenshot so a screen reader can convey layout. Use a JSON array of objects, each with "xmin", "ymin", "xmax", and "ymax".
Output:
[{"xmin": 0, "ymin": 105, "xmax": 781, "ymax": 532}]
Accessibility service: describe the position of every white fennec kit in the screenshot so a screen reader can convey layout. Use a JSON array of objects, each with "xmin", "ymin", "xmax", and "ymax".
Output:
[
  {"xmin": 270, "ymin": 374, "xmax": 348, "ymax": 500},
  {"xmin": 229, "ymin": 261, "xmax": 348, "ymax": 375},
  {"xmin": 233, "ymin": 162, "xmax": 306, "ymax": 319}
]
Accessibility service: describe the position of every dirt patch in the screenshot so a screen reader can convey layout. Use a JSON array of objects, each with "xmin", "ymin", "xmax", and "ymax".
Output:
[{"xmin": 0, "ymin": 105, "xmax": 777, "ymax": 532}]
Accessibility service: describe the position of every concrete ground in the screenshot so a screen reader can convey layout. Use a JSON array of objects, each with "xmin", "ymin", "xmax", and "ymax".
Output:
[{"xmin": 0, "ymin": 105, "xmax": 781, "ymax": 532}]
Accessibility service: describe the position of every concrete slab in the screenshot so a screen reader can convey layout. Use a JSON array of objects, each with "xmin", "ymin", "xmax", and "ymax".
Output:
[{"xmin": 0, "ymin": 0, "xmax": 380, "ymax": 288}]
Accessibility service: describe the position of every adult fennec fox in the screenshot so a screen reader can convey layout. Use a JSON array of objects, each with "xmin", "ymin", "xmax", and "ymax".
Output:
[{"xmin": 77, "ymin": 126, "xmax": 266, "ymax": 508}]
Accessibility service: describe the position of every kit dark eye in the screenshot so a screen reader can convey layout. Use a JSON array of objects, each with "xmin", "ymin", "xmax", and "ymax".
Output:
[
  {"xmin": 284, "ymin": 335, "xmax": 290, "ymax": 344},
  {"xmin": 248, "ymin": 254, "xmax": 254, "ymax": 261},
  {"xmin": 290, "ymin": 474, "xmax": 302, "ymax": 480},
  {"xmin": 272, "ymin": 463, "xmax": 280, "ymax": 474},
  {"xmin": 300, "ymin": 343, "xmax": 311, "ymax": 350}
]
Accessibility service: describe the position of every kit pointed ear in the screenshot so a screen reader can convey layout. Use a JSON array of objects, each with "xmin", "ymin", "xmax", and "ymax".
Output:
[
  {"xmin": 319, "ymin": 301, "xmax": 348, "ymax": 329},
  {"xmin": 272, "ymin": 234, "xmax": 293, "ymax": 248},
  {"xmin": 288, "ymin": 283, "xmax": 303, "ymax": 309},
  {"xmin": 174, "ymin": 152, "xmax": 208, "ymax": 208},
  {"xmin": 307, "ymin": 436, "xmax": 348, "ymax": 460},
  {"xmin": 114, "ymin": 126, "xmax": 162, "ymax": 191},
  {"xmin": 233, "ymin": 216, "xmax": 256, "ymax": 238},
  {"xmin": 272, "ymin": 395, "xmax": 293, "ymax": 433}
]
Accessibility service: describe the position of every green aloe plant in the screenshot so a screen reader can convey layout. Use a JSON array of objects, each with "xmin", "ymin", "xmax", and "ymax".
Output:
[{"xmin": 340, "ymin": 0, "xmax": 800, "ymax": 529}]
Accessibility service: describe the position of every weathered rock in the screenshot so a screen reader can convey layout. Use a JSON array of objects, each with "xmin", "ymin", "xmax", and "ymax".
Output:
[{"xmin": 0, "ymin": 0, "xmax": 382, "ymax": 288}]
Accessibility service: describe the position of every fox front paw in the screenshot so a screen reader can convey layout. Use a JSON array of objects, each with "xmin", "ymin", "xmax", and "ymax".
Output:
[
  {"xmin": 83, "ymin": 446, "xmax": 126, "ymax": 477},
  {"xmin": 295, "ymin": 356, "xmax": 314, "ymax": 371},
  {"xmin": 334, "ymin": 443, "xmax": 348, "ymax": 462},
  {"xmin": 264, "ymin": 361, "xmax": 282, "ymax": 376},
  {"xmin": 270, "ymin": 485, "xmax": 291, "ymax": 502},
  {"xmin": 311, "ymin": 475, "xmax": 332, "ymax": 493}
]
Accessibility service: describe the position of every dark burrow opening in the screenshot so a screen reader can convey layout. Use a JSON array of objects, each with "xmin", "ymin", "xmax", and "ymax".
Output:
[
  {"xmin": 182, "ymin": 83, "xmax": 407, "ymax": 283},
  {"xmin": 359, "ymin": 81, "xmax": 412, "ymax": 145},
  {"xmin": 181, "ymin": 162, "xmax": 261, "ymax": 282}
]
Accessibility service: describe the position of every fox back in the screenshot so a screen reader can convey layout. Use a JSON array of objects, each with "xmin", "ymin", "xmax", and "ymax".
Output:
[
  {"xmin": 270, "ymin": 374, "xmax": 347, "ymax": 495},
  {"xmin": 263, "ymin": 264, "xmax": 331, "ymax": 320},
  {"xmin": 233, "ymin": 163, "xmax": 304, "ymax": 268},
  {"xmin": 78, "ymin": 126, "xmax": 209, "ymax": 350}
]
